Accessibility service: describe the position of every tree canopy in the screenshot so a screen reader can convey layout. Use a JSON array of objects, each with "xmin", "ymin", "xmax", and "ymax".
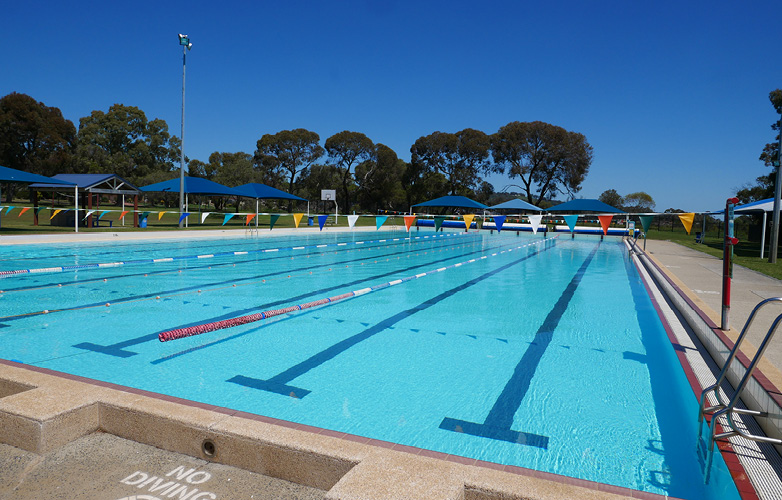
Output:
[
  {"xmin": 254, "ymin": 128, "xmax": 324, "ymax": 198},
  {"xmin": 598, "ymin": 189, "xmax": 624, "ymax": 209},
  {"xmin": 325, "ymin": 131, "xmax": 374, "ymax": 212},
  {"xmin": 737, "ymin": 89, "xmax": 782, "ymax": 203},
  {"xmin": 410, "ymin": 129, "xmax": 492, "ymax": 196},
  {"xmin": 491, "ymin": 121, "xmax": 592, "ymax": 206}
]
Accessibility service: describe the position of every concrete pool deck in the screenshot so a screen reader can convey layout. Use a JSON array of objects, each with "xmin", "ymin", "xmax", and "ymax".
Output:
[{"xmin": 1, "ymin": 230, "xmax": 780, "ymax": 499}]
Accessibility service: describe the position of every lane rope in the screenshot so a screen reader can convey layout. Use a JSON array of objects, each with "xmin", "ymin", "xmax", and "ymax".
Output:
[
  {"xmin": 159, "ymin": 236, "xmax": 557, "ymax": 342},
  {"xmin": 0, "ymin": 232, "xmax": 471, "ymax": 278}
]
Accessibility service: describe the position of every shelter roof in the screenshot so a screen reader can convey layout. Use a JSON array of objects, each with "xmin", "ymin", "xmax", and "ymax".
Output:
[
  {"xmin": 140, "ymin": 176, "xmax": 240, "ymax": 197},
  {"xmin": 546, "ymin": 198, "xmax": 625, "ymax": 213},
  {"xmin": 411, "ymin": 195, "xmax": 488, "ymax": 209},
  {"xmin": 30, "ymin": 173, "xmax": 138, "ymax": 194},
  {"xmin": 489, "ymin": 198, "xmax": 542, "ymax": 212},
  {"xmin": 233, "ymin": 183, "xmax": 306, "ymax": 201},
  {"xmin": 0, "ymin": 166, "xmax": 76, "ymax": 186}
]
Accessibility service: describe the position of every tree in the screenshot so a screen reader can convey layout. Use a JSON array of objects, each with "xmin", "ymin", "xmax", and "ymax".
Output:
[
  {"xmin": 325, "ymin": 131, "xmax": 374, "ymax": 212},
  {"xmin": 474, "ymin": 180, "xmax": 495, "ymax": 205},
  {"xmin": 355, "ymin": 144, "xmax": 406, "ymax": 212},
  {"xmin": 254, "ymin": 129, "xmax": 324, "ymax": 200},
  {"xmin": 401, "ymin": 159, "xmax": 449, "ymax": 208},
  {"xmin": 491, "ymin": 121, "xmax": 592, "ymax": 206},
  {"xmin": 75, "ymin": 104, "xmax": 180, "ymax": 186},
  {"xmin": 598, "ymin": 189, "xmax": 624, "ymax": 209},
  {"xmin": 298, "ymin": 163, "xmax": 343, "ymax": 213},
  {"xmin": 0, "ymin": 92, "xmax": 76, "ymax": 201},
  {"xmin": 410, "ymin": 129, "xmax": 492, "ymax": 196},
  {"xmin": 209, "ymin": 151, "xmax": 256, "ymax": 212},
  {"xmin": 622, "ymin": 191, "xmax": 656, "ymax": 213},
  {"xmin": 736, "ymin": 90, "xmax": 782, "ymax": 202}
]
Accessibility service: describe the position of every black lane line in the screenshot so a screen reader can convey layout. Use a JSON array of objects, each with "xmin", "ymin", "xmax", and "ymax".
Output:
[
  {"xmin": 0, "ymin": 233, "xmax": 462, "ymax": 293},
  {"xmin": 438, "ymin": 243, "xmax": 600, "ymax": 450},
  {"xmin": 4, "ymin": 235, "xmax": 474, "ymax": 322},
  {"xmin": 73, "ymin": 238, "xmax": 521, "ymax": 357},
  {"xmin": 227, "ymin": 239, "xmax": 557, "ymax": 399}
]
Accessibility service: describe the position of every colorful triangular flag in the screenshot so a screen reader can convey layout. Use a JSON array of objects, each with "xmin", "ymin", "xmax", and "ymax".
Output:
[
  {"xmin": 318, "ymin": 214, "xmax": 328, "ymax": 231},
  {"xmin": 678, "ymin": 213, "xmax": 695, "ymax": 235},
  {"xmin": 222, "ymin": 213, "xmax": 235, "ymax": 226},
  {"xmin": 201, "ymin": 212, "xmax": 211, "ymax": 223},
  {"xmin": 598, "ymin": 215, "xmax": 613, "ymax": 235},
  {"xmin": 639, "ymin": 215, "xmax": 654, "ymax": 234},
  {"xmin": 528, "ymin": 214, "xmax": 543, "ymax": 234},
  {"xmin": 246, "ymin": 213, "xmax": 256, "ymax": 225},
  {"xmin": 18, "ymin": 207, "xmax": 31, "ymax": 217},
  {"xmin": 293, "ymin": 213, "xmax": 304, "ymax": 228},
  {"xmin": 404, "ymin": 215, "xmax": 417, "ymax": 231},
  {"xmin": 269, "ymin": 214, "xmax": 280, "ymax": 230},
  {"xmin": 563, "ymin": 215, "xmax": 578, "ymax": 232},
  {"xmin": 434, "ymin": 216, "xmax": 446, "ymax": 231},
  {"xmin": 463, "ymin": 214, "xmax": 475, "ymax": 230},
  {"xmin": 376, "ymin": 215, "xmax": 388, "ymax": 230},
  {"xmin": 493, "ymin": 215, "xmax": 506, "ymax": 232},
  {"xmin": 4, "ymin": 206, "xmax": 14, "ymax": 215},
  {"xmin": 179, "ymin": 213, "xmax": 190, "ymax": 225},
  {"xmin": 347, "ymin": 214, "xmax": 359, "ymax": 228}
]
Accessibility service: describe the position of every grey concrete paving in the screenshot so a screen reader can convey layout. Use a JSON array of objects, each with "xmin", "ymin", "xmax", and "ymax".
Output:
[
  {"xmin": 645, "ymin": 239, "xmax": 782, "ymax": 382},
  {"xmin": 0, "ymin": 432, "xmax": 325, "ymax": 500}
]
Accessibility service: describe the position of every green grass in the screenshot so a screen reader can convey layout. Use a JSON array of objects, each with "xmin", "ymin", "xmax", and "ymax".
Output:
[{"xmin": 644, "ymin": 228, "xmax": 782, "ymax": 281}]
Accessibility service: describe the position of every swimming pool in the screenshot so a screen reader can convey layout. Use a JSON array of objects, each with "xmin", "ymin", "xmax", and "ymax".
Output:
[{"xmin": 0, "ymin": 229, "xmax": 740, "ymax": 499}]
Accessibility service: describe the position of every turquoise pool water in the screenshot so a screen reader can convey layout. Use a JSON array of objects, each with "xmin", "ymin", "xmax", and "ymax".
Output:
[{"xmin": 0, "ymin": 230, "xmax": 739, "ymax": 499}]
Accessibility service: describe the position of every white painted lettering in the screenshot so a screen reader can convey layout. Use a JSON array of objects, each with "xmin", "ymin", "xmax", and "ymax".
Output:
[
  {"xmin": 139, "ymin": 476, "xmax": 161, "ymax": 488},
  {"xmin": 121, "ymin": 471, "xmax": 148, "ymax": 485},
  {"xmin": 149, "ymin": 480, "xmax": 179, "ymax": 493},
  {"xmin": 166, "ymin": 466, "xmax": 197, "ymax": 481},
  {"xmin": 185, "ymin": 471, "xmax": 211, "ymax": 484}
]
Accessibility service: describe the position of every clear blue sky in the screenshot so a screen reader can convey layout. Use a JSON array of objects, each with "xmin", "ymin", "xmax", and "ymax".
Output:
[{"xmin": 3, "ymin": 0, "xmax": 780, "ymax": 212}]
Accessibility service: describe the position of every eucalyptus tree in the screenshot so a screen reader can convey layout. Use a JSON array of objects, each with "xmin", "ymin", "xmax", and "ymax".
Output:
[
  {"xmin": 0, "ymin": 92, "xmax": 76, "ymax": 201},
  {"xmin": 254, "ymin": 128, "xmax": 324, "ymax": 198},
  {"xmin": 355, "ymin": 144, "xmax": 406, "ymax": 212},
  {"xmin": 409, "ymin": 128, "xmax": 492, "ymax": 196},
  {"xmin": 325, "ymin": 130, "xmax": 375, "ymax": 212},
  {"xmin": 491, "ymin": 121, "xmax": 592, "ymax": 205}
]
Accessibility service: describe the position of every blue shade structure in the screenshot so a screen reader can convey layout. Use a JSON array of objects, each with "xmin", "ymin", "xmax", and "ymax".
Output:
[
  {"xmin": 140, "ymin": 176, "xmax": 241, "ymax": 196},
  {"xmin": 411, "ymin": 195, "xmax": 488, "ymax": 210},
  {"xmin": 1, "ymin": 165, "xmax": 78, "ymax": 231},
  {"xmin": 489, "ymin": 199, "xmax": 542, "ymax": 212},
  {"xmin": 233, "ymin": 183, "xmax": 306, "ymax": 201},
  {"xmin": 546, "ymin": 199, "xmax": 625, "ymax": 213}
]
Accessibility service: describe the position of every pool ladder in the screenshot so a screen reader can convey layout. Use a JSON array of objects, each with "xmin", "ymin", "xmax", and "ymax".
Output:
[{"xmin": 698, "ymin": 297, "xmax": 782, "ymax": 481}]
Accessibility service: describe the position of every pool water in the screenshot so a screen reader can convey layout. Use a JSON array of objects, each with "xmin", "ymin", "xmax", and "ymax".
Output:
[{"xmin": 0, "ymin": 230, "xmax": 739, "ymax": 499}]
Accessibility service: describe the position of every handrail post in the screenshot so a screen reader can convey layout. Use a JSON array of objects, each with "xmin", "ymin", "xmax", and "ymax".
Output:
[{"xmin": 721, "ymin": 197, "xmax": 739, "ymax": 330}]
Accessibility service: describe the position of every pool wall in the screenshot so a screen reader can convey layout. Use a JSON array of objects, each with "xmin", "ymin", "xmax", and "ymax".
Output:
[{"xmin": 631, "ymin": 240, "xmax": 782, "ymax": 457}]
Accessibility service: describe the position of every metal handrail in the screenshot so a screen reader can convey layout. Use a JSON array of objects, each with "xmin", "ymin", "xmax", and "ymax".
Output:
[{"xmin": 699, "ymin": 298, "xmax": 782, "ymax": 482}]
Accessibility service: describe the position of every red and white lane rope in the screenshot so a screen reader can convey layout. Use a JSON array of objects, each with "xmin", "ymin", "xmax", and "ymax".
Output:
[{"xmin": 158, "ymin": 236, "xmax": 556, "ymax": 342}]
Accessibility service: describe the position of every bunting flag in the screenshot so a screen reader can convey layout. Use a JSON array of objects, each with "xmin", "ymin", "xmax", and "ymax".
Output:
[
  {"xmin": 639, "ymin": 215, "xmax": 654, "ymax": 235},
  {"xmin": 347, "ymin": 214, "xmax": 359, "ymax": 228},
  {"xmin": 158, "ymin": 211, "xmax": 167, "ymax": 221},
  {"xmin": 245, "ymin": 213, "xmax": 256, "ymax": 226},
  {"xmin": 35, "ymin": 207, "xmax": 45, "ymax": 215},
  {"xmin": 4, "ymin": 206, "xmax": 14, "ymax": 215},
  {"xmin": 18, "ymin": 207, "xmax": 31, "ymax": 217},
  {"xmin": 434, "ymin": 216, "xmax": 446, "ymax": 231},
  {"xmin": 463, "ymin": 214, "xmax": 475, "ymax": 230},
  {"xmin": 563, "ymin": 215, "xmax": 578, "ymax": 232},
  {"xmin": 492, "ymin": 215, "xmax": 506, "ymax": 232},
  {"xmin": 404, "ymin": 215, "xmax": 417, "ymax": 231},
  {"xmin": 119, "ymin": 211, "xmax": 129, "ymax": 221},
  {"xmin": 141, "ymin": 211, "xmax": 151, "ymax": 221},
  {"xmin": 82, "ymin": 210, "xmax": 95, "ymax": 221},
  {"xmin": 598, "ymin": 215, "xmax": 613, "ymax": 235},
  {"xmin": 179, "ymin": 213, "xmax": 191, "ymax": 225},
  {"xmin": 269, "ymin": 214, "xmax": 280, "ymax": 230},
  {"xmin": 98, "ymin": 210, "xmax": 109, "ymax": 220},
  {"xmin": 376, "ymin": 215, "xmax": 388, "ymax": 230},
  {"xmin": 678, "ymin": 213, "xmax": 695, "ymax": 235},
  {"xmin": 317, "ymin": 214, "xmax": 328, "ymax": 231},
  {"xmin": 50, "ymin": 209, "xmax": 62, "ymax": 220},
  {"xmin": 528, "ymin": 214, "xmax": 543, "ymax": 234},
  {"xmin": 222, "ymin": 213, "xmax": 235, "ymax": 226},
  {"xmin": 201, "ymin": 212, "xmax": 211, "ymax": 223},
  {"xmin": 293, "ymin": 213, "xmax": 304, "ymax": 228}
]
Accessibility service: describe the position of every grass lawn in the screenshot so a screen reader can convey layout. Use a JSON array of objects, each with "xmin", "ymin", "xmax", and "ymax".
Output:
[{"xmin": 644, "ymin": 227, "xmax": 782, "ymax": 281}]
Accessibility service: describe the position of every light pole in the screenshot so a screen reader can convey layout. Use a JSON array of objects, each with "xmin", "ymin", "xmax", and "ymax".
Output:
[{"xmin": 178, "ymin": 34, "xmax": 192, "ymax": 228}]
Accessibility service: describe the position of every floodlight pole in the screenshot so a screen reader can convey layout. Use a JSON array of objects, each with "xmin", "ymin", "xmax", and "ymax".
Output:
[
  {"xmin": 769, "ymin": 115, "xmax": 782, "ymax": 263},
  {"xmin": 178, "ymin": 34, "xmax": 192, "ymax": 229}
]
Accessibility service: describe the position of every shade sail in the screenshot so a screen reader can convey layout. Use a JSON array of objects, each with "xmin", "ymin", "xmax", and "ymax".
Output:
[
  {"xmin": 411, "ymin": 195, "xmax": 488, "ymax": 209},
  {"xmin": 0, "ymin": 165, "xmax": 76, "ymax": 186},
  {"xmin": 233, "ymin": 183, "xmax": 306, "ymax": 201},
  {"xmin": 489, "ymin": 198, "xmax": 542, "ymax": 211},
  {"xmin": 546, "ymin": 199, "xmax": 624, "ymax": 213},
  {"xmin": 140, "ymin": 176, "xmax": 241, "ymax": 197}
]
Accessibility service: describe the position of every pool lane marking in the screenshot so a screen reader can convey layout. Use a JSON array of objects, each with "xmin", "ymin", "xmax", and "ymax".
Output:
[
  {"xmin": 0, "ymin": 232, "xmax": 467, "ymax": 278},
  {"xmin": 71, "ymin": 238, "xmax": 515, "ymax": 357},
  {"xmin": 0, "ymin": 231, "xmax": 460, "ymax": 294},
  {"xmin": 223, "ymin": 238, "xmax": 558, "ymax": 399},
  {"xmin": 160, "ymin": 238, "xmax": 556, "ymax": 342},
  {"xmin": 438, "ymin": 243, "xmax": 601, "ymax": 450},
  {"xmin": 1, "ymin": 234, "xmax": 477, "ymax": 318}
]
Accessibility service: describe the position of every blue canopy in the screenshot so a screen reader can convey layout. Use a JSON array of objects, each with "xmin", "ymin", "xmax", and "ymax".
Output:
[
  {"xmin": 411, "ymin": 195, "xmax": 488, "ymax": 210},
  {"xmin": 489, "ymin": 198, "xmax": 542, "ymax": 212},
  {"xmin": 0, "ymin": 165, "xmax": 76, "ymax": 186},
  {"xmin": 233, "ymin": 183, "xmax": 306, "ymax": 201},
  {"xmin": 546, "ymin": 199, "xmax": 625, "ymax": 214},
  {"xmin": 140, "ymin": 176, "xmax": 241, "ymax": 197}
]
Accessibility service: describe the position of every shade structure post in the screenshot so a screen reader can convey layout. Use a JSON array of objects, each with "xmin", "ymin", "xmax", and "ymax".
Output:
[
  {"xmin": 74, "ymin": 186, "xmax": 79, "ymax": 233},
  {"xmin": 762, "ymin": 211, "xmax": 767, "ymax": 259}
]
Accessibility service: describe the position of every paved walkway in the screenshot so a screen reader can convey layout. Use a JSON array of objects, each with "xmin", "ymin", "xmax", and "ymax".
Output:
[{"xmin": 644, "ymin": 239, "xmax": 782, "ymax": 388}]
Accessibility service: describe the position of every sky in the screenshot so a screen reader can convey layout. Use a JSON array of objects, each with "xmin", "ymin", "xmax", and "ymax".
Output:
[{"xmin": 3, "ymin": 0, "xmax": 780, "ymax": 212}]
